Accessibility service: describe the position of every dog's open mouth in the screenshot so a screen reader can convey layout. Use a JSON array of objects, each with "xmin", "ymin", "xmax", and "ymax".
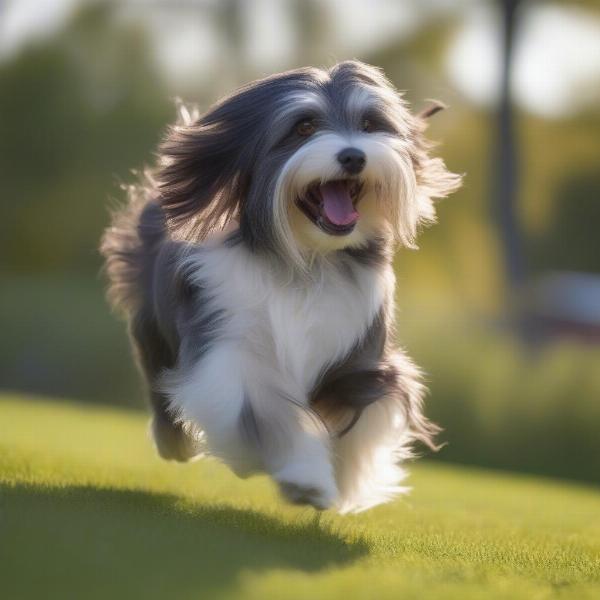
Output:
[{"xmin": 296, "ymin": 179, "xmax": 363, "ymax": 236}]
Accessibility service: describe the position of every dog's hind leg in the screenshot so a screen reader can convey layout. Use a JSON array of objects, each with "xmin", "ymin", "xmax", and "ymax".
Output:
[
  {"xmin": 149, "ymin": 391, "xmax": 201, "ymax": 462},
  {"xmin": 102, "ymin": 192, "xmax": 200, "ymax": 460},
  {"xmin": 130, "ymin": 311, "xmax": 201, "ymax": 462}
]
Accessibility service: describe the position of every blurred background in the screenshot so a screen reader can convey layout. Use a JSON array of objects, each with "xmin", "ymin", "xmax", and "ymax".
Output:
[{"xmin": 1, "ymin": 0, "xmax": 599, "ymax": 484}]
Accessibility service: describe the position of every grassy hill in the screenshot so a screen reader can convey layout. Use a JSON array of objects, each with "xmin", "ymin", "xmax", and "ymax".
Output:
[{"xmin": 1, "ymin": 394, "xmax": 599, "ymax": 600}]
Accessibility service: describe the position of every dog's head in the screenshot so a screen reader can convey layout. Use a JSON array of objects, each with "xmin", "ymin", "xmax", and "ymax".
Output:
[{"xmin": 158, "ymin": 61, "xmax": 461, "ymax": 268}]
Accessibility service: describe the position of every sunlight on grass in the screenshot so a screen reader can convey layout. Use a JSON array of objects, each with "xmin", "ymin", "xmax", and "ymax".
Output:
[{"xmin": 1, "ymin": 393, "xmax": 599, "ymax": 599}]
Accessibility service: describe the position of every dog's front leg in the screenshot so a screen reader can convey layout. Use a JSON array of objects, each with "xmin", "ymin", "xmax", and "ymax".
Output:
[
  {"xmin": 166, "ymin": 343, "xmax": 338, "ymax": 509},
  {"xmin": 236, "ymin": 369, "xmax": 338, "ymax": 509},
  {"xmin": 318, "ymin": 351, "xmax": 437, "ymax": 513},
  {"xmin": 249, "ymin": 396, "xmax": 338, "ymax": 510}
]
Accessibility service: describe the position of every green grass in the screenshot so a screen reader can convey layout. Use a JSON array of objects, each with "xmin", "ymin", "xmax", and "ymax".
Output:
[{"xmin": 1, "ymin": 394, "xmax": 599, "ymax": 600}]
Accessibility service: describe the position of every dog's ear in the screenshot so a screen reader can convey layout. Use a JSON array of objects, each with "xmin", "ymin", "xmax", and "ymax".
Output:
[
  {"xmin": 157, "ymin": 92, "xmax": 264, "ymax": 239},
  {"xmin": 410, "ymin": 102, "xmax": 462, "ymax": 229},
  {"xmin": 418, "ymin": 100, "xmax": 446, "ymax": 121}
]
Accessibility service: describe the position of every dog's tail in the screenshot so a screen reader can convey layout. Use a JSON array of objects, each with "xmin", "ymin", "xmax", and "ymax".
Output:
[{"xmin": 100, "ymin": 171, "xmax": 166, "ymax": 318}]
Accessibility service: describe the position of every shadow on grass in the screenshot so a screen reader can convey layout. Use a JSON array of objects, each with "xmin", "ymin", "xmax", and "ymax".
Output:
[{"xmin": 0, "ymin": 483, "xmax": 367, "ymax": 599}]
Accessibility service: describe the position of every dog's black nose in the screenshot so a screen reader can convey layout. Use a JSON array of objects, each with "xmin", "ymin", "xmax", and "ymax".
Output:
[{"xmin": 337, "ymin": 147, "xmax": 366, "ymax": 175}]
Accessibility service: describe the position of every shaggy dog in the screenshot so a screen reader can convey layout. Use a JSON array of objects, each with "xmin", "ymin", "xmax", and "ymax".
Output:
[{"xmin": 101, "ymin": 60, "xmax": 461, "ymax": 513}]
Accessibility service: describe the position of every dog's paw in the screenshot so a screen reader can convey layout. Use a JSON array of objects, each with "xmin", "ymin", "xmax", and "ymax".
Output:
[
  {"xmin": 275, "ymin": 463, "xmax": 338, "ymax": 510},
  {"xmin": 278, "ymin": 481, "xmax": 336, "ymax": 510},
  {"xmin": 151, "ymin": 417, "xmax": 202, "ymax": 462}
]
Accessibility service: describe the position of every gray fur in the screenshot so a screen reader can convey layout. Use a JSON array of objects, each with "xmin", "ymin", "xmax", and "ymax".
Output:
[
  {"xmin": 239, "ymin": 397, "xmax": 262, "ymax": 450},
  {"xmin": 311, "ymin": 297, "xmax": 440, "ymax": 446},
  {"xmin": 101, "ymin": 198, "xmax": 227, "ymax": 460},
  {"xmin": 342, "ymin": 237, "xmax": 390, "ymax": 268}
]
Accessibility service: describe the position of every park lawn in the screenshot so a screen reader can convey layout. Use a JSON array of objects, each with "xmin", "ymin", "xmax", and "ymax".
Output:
[{"xmin": 0, "ymin": 394, "xmax": 599, "ymax": 600}]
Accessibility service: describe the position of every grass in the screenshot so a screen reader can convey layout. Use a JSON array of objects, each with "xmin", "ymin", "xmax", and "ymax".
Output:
[{"xmin": 1, "ymin": 394, "xmax": 599, "ymax": 600}]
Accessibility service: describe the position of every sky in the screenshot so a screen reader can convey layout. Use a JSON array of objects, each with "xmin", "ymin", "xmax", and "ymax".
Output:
[
  {"xmin": 446, "ymin": 2, "xmax": 600, "ymax": 118},
  {"xmin": 1, "ymin": 0, "xmax": 599, "ymax": 118}
]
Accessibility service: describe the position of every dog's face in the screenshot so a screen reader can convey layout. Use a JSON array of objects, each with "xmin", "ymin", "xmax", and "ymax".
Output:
[{"xmin": 159, "ymin": 61, "xmax": 461, "ymax": 267}]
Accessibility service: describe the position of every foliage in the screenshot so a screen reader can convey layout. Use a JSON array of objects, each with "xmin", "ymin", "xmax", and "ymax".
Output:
[
  {"xmin": 0, "ymin": 274, "xmax": 138, "ymax": 405},
  {"xmin": 0, "ymin": 5, "xmax": 170, "ymax": 273},
  {"xmin": 530, "ymin": 170, "xmax": 600, "ymax": 273},
  {"xmin": 400, "ymin": 310, "xmax": 600, "ymax": 483}
]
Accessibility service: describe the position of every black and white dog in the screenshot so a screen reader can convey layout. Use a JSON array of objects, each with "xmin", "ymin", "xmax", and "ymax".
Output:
[{"xmin": 101, "ymin": 61, "xmax": 461, "ymax": 513}]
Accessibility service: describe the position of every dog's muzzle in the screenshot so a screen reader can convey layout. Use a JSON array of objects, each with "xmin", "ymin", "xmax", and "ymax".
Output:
[{"xmin": 296, "ymin": 179, "xmax": 364, "ymax": 236}]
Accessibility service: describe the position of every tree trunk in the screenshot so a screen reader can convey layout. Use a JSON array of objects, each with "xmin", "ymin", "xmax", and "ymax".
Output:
[{"xmin": 494, "ymin": 0, "xmax": 526, "ymax": 298}]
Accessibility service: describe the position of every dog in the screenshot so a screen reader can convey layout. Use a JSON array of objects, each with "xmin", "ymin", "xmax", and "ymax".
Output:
[{"xmin": 101, "ymin": 60, "xmax": 461, "ymax": 513}]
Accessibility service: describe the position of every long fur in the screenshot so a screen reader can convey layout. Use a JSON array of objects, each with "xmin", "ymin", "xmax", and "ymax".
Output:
[{"xmin": 100, "ymin": 60, "xmax": 461, "ymax": 512}]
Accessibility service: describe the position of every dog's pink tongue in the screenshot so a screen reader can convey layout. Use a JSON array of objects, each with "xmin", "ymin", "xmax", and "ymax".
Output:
[{"xmin": 320, "ymin": 181, "xmax": 359, "ymax": 226}]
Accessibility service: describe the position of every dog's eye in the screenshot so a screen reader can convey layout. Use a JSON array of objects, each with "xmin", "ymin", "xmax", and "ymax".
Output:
[
  {"xmin": 362, "ymin": 118, "xmax": 374, "ymax": 133},
  {"xmin": 296, "ymin": 119, "xmax": 317, "ymax": 137}
]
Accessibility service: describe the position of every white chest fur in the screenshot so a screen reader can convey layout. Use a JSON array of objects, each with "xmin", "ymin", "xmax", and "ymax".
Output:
[{"xmin": 186, "ymin": 241, "xmax": 393, "ymax": 395}]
